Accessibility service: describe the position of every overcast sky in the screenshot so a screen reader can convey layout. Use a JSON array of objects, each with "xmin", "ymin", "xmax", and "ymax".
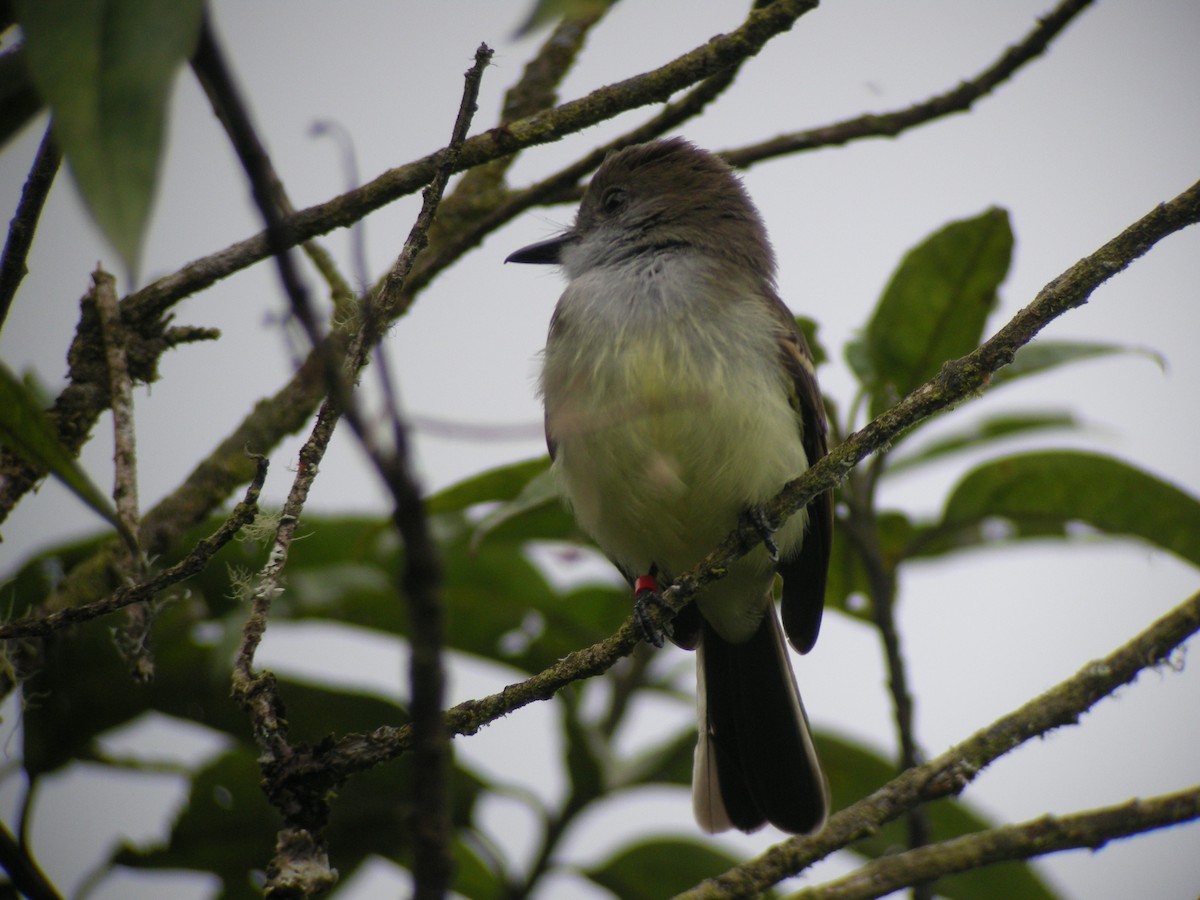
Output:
[{"xmin": 1, "ymin": 2, "xmax": 1198, "ymax": 898}]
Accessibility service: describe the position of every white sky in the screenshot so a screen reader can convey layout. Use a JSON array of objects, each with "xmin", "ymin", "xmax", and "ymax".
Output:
[{"xmin": 1, "ymin": 2, "xmax": 1199, "ymax": 898}]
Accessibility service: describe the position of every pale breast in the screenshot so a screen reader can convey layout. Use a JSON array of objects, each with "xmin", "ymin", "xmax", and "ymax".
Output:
[{"xmin": 541, "ymin": 256, "xmax": 810, "ymax": 593}]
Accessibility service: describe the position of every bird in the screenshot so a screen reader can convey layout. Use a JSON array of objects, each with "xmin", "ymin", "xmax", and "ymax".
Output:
[{"xmin": 506, "ymin": 138, "xmax": 832, "ymax": 834}]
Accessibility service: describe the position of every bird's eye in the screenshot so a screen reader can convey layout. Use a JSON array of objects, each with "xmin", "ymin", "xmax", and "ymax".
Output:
[{"xmin": 601, "ymin": 187, "xmax": 628, "ymax": 214}]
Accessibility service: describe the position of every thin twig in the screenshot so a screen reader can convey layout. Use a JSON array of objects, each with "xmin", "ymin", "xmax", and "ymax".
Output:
[
  {"xmin": 205, "ymin": 10, "xmax": 357, "ymax": 861},
  {"xmin": 190, "ymin": 12, "xmax": 322, "ymax": 341},
  {"xmin": 444, "ymin": 4, "xmax": 610, "ymax": 209},
  {"xmin": 0, "ymin": 818, "xmax": 62, "ymax": 900},
  {"xmin": 118, "ymin": 0, "xmax": 817, "ymax": 328},
  {"xmin": 382, "ymin": 58, "xmax": 751, "ymax": 321},
  {"xmin": 199, "ymin": 11, "xmax": 491, "ymax": 895},
  {"xmin": 0, "ymin": 453, "xmax": 266, "ymax": 639},
  {"xmin": 842, "ymin": 465, "xmax": 933, "ymax": 894},
  {"xmin": 230, "ymin": 379, "xmax": 349, "ymax": 898},
  {"xmin": 723, "ymin": 0, "xmax": 1095, "ymax": 167},
  {"xmin": 360, "ymin": 43, "xmax": 493, "ymax": 900},
  {"xmin": 0, "ymin": 125, "xmax": 61, "ymax": 332},
  {"xmin": 93, "ymin": 266, "xmax": 157, "ymax": 680}
]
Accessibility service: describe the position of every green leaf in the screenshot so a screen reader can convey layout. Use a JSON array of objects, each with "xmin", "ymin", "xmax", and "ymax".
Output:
[
  {"xmin": 425, "ymin": 456, "xmax": 550, "ymax": 515},
  {"xmin": 469, "ymin": 464, "xmax": 570, "ymax": 550},
  {"xmin": 514, "ymin": 0, "xmax": 610, "ymax": 37},
  {"xmin": 17, "ymin": 0, "xmax": 205, "ymax": 273},
  {"xmin": 112, "ymin": 746, "xmax": 485, "ymax": 897},
  {"xmin": 850, "ymin": 208, "xmax": 1013, "ymax": 418},
  {"xmin": 452, "ymin": 838, "xmax": 507, "ymax": 900},
  {"xmin": 561, "ymin": 689, "xmax": 606, "ymax": 802},
  {"xmin": 795, "ymin": 315, "xmax": 828, "ymax": 368},
  {"xmin": 991, "ymin": 339, "xmax": 1163, "ymax": 389},
  {"xmin": 612, "ymin": 726, "xmax": 696, "ymax": 790},
  {"xmin": 885, "ymin": 411, "xmax": 1080, "ymax": 476},
  {"xmin": 582, "ymin": 838, "xmax": 749, "ymax": 900},
  {"xmin": 940, "ymin": 450, "xmax": 1200, "ymax": 568},
  {"xmin": 0, "ymin": 44, "xmax": 45, "ymax": 149},
  {"xmin": 0, "ymin": 360, "xmax": 129, "ymax": 542},
  {"xmin": 825, "ymin": 511, "xmax": 915, "ymax": 618},
  {"xmin": 424, "ymin": 456, "xmax": 578, "ymax": 554}
]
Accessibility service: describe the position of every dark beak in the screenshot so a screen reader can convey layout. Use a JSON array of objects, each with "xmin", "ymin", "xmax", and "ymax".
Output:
[{"xmin": 505, "ymin": 232, "xmax": 575, "ymax": 265}]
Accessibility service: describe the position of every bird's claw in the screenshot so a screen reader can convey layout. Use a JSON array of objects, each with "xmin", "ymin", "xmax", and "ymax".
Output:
[
  {"xmin": 633, "ymin": 573, "xmax": 672, "ymax": 648},
  {"xmin": 741, "ymin": 505, "xmax": 779, "ymax": 562}
]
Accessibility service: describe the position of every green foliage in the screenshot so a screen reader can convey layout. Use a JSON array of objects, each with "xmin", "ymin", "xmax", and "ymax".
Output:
[
  {"xmin": 935, "ymin": 450, "xmax": 1200, "ymax": 567},
  {"xmin": 0, "ymin": 44, "xmax": 43, "ymax": 149},
  {"xmin": 15, "ymin": 0, "xmax": 204, "ymax": 273},
  {"xmin": 582, "ymin": 838, "xmax": 750, "ymax": 899},
  {"xmin": 0, "ymin": 360, "xmax": 130, "ymax": 544},
  {"xmin": 991, "ymin": 339, "xmax": 1163, "ymax": 389},
  {"xmin": 848, "ymin": 208, "xmax": 1013, "ymax": 419},
  {"xmin": 514, "ymin": 0, "xmax": 611, "ymax": 37}
]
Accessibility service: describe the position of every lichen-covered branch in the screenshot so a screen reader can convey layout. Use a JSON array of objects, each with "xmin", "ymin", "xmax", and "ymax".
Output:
[{"xmin": 786, "ymin": 785, "xmax": 1200, "ymax": 900}]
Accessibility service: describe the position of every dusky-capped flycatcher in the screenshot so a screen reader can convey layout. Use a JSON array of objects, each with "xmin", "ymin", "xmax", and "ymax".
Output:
[{"xmin": 507, "ymin": 138, "xmax": 832, "ymax": 834}]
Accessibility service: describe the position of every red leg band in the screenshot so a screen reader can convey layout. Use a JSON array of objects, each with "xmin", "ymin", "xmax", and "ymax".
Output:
[{"xmin": 634, "ymin": 574, "xmax": 659, "ymax": 596}]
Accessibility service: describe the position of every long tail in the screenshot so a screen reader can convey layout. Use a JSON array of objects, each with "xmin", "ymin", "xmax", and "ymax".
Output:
[{"xmin": 693, "ymin": 603, "xmax": 828, "ymax": 834}]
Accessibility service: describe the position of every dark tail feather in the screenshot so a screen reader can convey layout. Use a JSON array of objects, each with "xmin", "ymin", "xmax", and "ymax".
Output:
[{"xmin": 693, "ymin": 604, "xmax": 828, "ymax": 834}]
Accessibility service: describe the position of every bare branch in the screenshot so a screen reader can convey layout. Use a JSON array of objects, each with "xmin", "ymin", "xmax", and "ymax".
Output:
[
  {"xmin": 93, "ymin": 265, "xmax": 155, "ymax": 679},
  {"xmin": 0, "ymin": 125, "xmax": 61, "ymax": 332},
  {"xmin": 219, "ymin": 32, "xmax": 493, "ymax": 897},
  {"xmin": 0, "ymin": 817, "xmax": 62, "ymax": 900},
  {"xmin": 359, "ymin": 43, "xmax": 493, "ymax": 900},
  {"xmin": 787, "ymin": 786, "xmax": 1200, "ymax": 900},
  {"xmin": 723, "ymin": 0, "xmax": 1095, "ymax": 167},
  {"xmin": 119, "ymin": 0, "xmax": 818, "ymax": 328}
]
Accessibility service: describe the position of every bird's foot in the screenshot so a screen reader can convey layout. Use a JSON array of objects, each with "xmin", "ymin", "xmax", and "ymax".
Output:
[
  {"xmin": 740, "ymin": 504, "xmax": 779, "ymax": 562},
  {"xmin": 633, "ymin": 571, "xmax": 672, "ymax": 648}
]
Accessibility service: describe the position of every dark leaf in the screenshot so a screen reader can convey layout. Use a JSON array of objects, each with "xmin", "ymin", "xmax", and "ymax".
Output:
[
  {"xmin": 112, "ymin": 748, "xmax": 275, "ymax": 899},
  {"xmin": 513, "ymin": 0, "xmax": 609, "ymax": 37},
  {"xmin": 0, "ymin": 44, "xmax": 44, "ymax": 149},
  {"xmin": 614, "ymin": 726, "xmax": 696, "ymax": 790},
  {"xmin": 561, "ymin": 689, "xmax": 606, "ymax": 802},
  {"xmin": 425, "ymin": 456, "xmax": 550, "ymax": 515},
  {"xmin": 112, "ymin": 746, "xmax": 485, "ymax": 898},
  {"xmin": 938, "ymin": 450, "xmax": 1200, "ymax": 568},
  {"xmin": 17, "ymin": 0, "xmax": 205, "ymax": 272},
  {"xmin": 849, "ymin": 208, "xmax": 1013, "ymax": 419},
  {"xmin": 582, "ymin": 837, "xmax": 749, "ymax": 900},
  {"xmin": 825, "ymin": 511, "xmax": 915, "ymax": 619},
  {"xmin": 991, "ymin": 339, "xmax": 1163, "ymax": 389},
  {"xmin": 0, "ymin": 361, "xmax": 129, "ymax": 543},
  {"xmin": 795, "ymin": 315, "xmax": 828, "ymax": 368},
  {"xmin": 468, "ymin": 465, "xmax": 572, "ymax": 550},
  {"xmin": 885, "ymin": 411, "xmax": 1080, "ymax": 476}
]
